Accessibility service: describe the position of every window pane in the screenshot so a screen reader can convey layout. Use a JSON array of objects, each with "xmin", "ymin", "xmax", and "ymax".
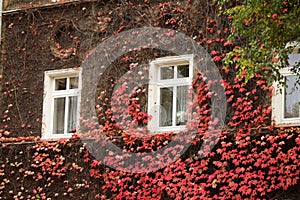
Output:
[
  {"xmin": 53, "ymin": 97, "xmax": 65, "ymax": 134},
  {"xmin": 67, "ymin": 96, "xmax": 78, "ymax": 133},
  {"xmin": 284, "ymin": 76, "xmax": 300, "ymax": 118},
  {"xmin": 288, "ymin": 54, "xmax": 300, "ymax": 67},
  {"xmin": 160, "ymin": 87, "xmax": 173, "ymax": 126},
  {"xmin": 55, "ymin": 78, "xmax": 67, "ymax": 90},
  {"xmin": 176, "ymin": 86, "xmax": 188, "ymax": 125},
  {"xmin": 161, "ymin": 66, "xmax": 174, "ymax": 80},
  {"xmin": 70, "ymin": 77, "xmax": 79, "ymax": 89},
  {"xmin": 177, "ymin": 65, "xmax": 189, "ymax": 78}
]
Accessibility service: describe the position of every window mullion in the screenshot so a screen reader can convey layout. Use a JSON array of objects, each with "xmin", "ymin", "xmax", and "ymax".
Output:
[
  {"xmin": 66, "ymin": 77, "xmax": 70, "ymax": 90},
  {"xmin": 282, "ymin": 85, "xmax": 286, "ymax": 119},
  {"xmin": 64, "ymin": 96, "xmax": 69, "ymax": 134},
  {"xmin": 157, "ymin": 86, "xmax": 161, "ymax": 128},
  {"xmin": 174, "ymin": 65, "xmax": 178, "ymax": 80},
  {"xmin": 51, "ymin": 96, "xmax": 55, "ymax": 135},
  {"xmin": 173, "ymin": 65, "xmax": 178, "ymax": 127},
  {"xmin": 172, "ymin": 86, "xmax": 177, "ymax": 127},
  {"xmin": 50, "ymin": 79, "xmax": 55, "ymax": 135},
  {"xmin": 298, "ymin": 100, "xmax": 300, "ymax": 119}
]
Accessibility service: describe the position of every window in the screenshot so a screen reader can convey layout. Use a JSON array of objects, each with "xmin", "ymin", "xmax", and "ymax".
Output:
[
  {"xmin": 272, "ymin": 54, "xmax": 300, "ymax": 125},
  {"xmin": 42, "ymin": 68, "xmax": 81, "ymax": 139},
  {"xmin": 148, "ymin": 55, "xmax": 193, "ymax": 132}
]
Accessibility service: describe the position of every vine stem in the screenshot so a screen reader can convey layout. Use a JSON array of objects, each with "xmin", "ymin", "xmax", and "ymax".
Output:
[{"xmin": 13, "ymin": 84, "xmax": 26, "ymax": 134}]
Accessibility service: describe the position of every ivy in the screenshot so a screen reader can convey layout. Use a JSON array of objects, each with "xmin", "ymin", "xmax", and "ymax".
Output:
[{"xmin": 0, "ymin": 0, "xmax": 299, "ymax": 199}]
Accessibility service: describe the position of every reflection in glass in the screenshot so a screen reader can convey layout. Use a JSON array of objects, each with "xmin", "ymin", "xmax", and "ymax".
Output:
[
  {"xmin": 67, "ymin": 96, "xmax": 78, "ymax": 133},
  {"xmin": 160, "ymin": 87, "xmax": 173, "ymax": 126},
  {"xmin": 288, "ymin": 54, "xmax": 300, "ymax": 67},
  {"xmin": 161, "ymin": 66, "xmax": 174, "ymax": 80},
  {"xmin": 53, "ymin": 97, "xmax": 65, "ymax": 134},
  {"xmin": 55, "ymin": 78, "xmax": 67, "ymax": 90},
  {"xmin": 70, "ymin": 77, "xmax": 79, "ymax": 89},
  {"xmin": 284, "ymin": 76, "xmax": 300, "ymax": 118},
  {"xmin": 176, "ymin": 86, "xmax": 188, "ymax": 125},
  {"xmin": 177, "ymin": 65, "xmax": 189, "ymax": 78}
]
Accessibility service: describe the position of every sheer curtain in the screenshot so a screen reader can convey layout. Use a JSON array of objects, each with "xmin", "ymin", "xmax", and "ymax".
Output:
[
  {"xmin": 176, "ymin": 86, "xmax": 188, "ymax": 125},
  {"xmin": 67, "ymin": 96, "xmax": 78, "ymax": 133}
]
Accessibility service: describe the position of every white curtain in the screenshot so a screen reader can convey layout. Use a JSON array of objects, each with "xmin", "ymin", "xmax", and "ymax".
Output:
[
  {"xmin": 176, "ymin": 86, "xmax": 188, "ymax": 125},
  {"xmin": 67, "ymin": 96, "xmax": 78, "ymax": 133}
]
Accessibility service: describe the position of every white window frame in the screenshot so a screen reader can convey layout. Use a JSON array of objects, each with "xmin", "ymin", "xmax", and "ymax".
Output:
[
  {"xmin": 148, "ymin": 54, "xmax": 193, "ymax": 133},
  {"xmin": 42, "ymin": 68, "xmax": 81, "ymax": 139},
  {"xmin": 272, "ymin": 53, "xmax": 300, "ymax": 126}
]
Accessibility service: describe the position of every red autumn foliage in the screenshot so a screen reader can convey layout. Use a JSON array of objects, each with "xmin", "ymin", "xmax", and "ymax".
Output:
[{"xmin": 0, "ymin": 0, "xmax": 299, "ymax": 199}]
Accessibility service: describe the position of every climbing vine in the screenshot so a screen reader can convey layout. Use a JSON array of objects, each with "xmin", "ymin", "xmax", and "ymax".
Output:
[{"xmin": 0, "ymin": 0, "xmax": 299, "ymax": 199}]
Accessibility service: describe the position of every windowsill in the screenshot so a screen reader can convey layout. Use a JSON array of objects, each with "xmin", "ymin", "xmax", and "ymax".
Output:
[
  {"xmin": 0, "ymin": 135, "xmax": 80, "ymax": 145},
  {"xmin": 273, "ymin": 123, "xmax": 300, "ymax": 128},
  {"xmin": 148, "ymin": 124, "xmax": 187, "ymax": 133},
  {"xmin": 41, "ymin": 133, "xmax": 75, "ymax": 141}
]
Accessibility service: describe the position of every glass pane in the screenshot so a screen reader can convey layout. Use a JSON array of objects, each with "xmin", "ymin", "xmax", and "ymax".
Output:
[
  {"xmin": 288, "ymin": 54, "xmax": 300, "ymax": 67},
  {"xmin": 55, "ymin": 78, "xmax": 67, "ymax": 90},
  {"xmin": 177, "ymin": 65, "xmax": 189, "ymax": 78},
  {"xmin": 160, "ymin": 87, "xmax": 173, "ymax": 126},
  {"xmin": 67, "ymin": 96, "xmax": 78, "ymax": 133},
  {"xmin": 70, "ymin": 77, "xmax": 79, "ymax": 89},
  {"xmin": 284, "ymin": 76, "xmax": 300, "ymax": 118},
  {"xmin": 176, "ymin": 86, "xmax": 188, "ymax": 125},
  {"xmin": 53, "ymin": 97, "xmax": 65, "ymax": 134},
  {"xmin": 160, "ymin": 66, "xmax": 174, "ymax": 80}
]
